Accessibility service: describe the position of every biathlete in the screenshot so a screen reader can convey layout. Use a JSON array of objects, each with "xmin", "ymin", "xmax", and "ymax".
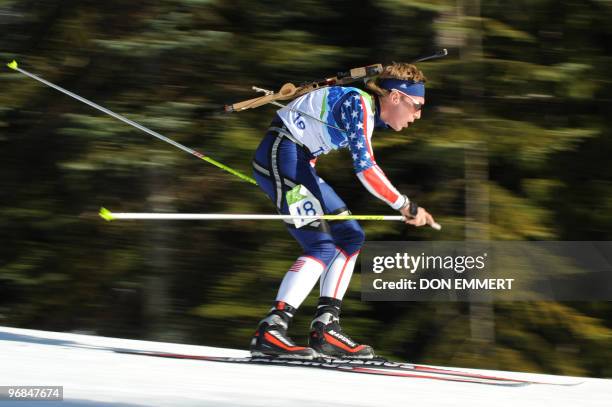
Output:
[{"xmin": 250, "ymin": 63, "xmax": 436, "ymax": 359}]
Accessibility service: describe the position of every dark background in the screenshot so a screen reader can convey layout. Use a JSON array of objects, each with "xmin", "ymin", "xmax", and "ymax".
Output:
[{"xmin": 1, "ymin": 0, "xmax": 610, "ymax": 377}]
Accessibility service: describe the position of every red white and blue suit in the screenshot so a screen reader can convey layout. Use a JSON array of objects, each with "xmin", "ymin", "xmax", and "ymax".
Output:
[{"xmin": 253, "ymin": 86, "xmax": 406, "ymax": 308}]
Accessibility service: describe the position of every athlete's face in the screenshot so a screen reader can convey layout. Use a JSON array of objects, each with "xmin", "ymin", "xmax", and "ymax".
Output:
[{"xmin": 380, "ymin": 90, "xmax": 424, "ymax": 131}]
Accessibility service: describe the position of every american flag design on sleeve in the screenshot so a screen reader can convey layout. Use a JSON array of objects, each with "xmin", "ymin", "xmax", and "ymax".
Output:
[{"xmin": 339, "ymin": 92, "xmax": 407, "ymax": 210}]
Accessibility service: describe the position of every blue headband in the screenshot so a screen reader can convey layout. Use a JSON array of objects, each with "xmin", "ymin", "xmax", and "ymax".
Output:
[{"xmin": 379, "ymin": 78, "xmax": 425, "ymax": 97}]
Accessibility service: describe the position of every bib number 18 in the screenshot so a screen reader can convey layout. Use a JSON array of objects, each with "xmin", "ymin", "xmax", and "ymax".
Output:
[{"xmin": 286, "ymin": 185, "xmax": 324, "ymax": 228}]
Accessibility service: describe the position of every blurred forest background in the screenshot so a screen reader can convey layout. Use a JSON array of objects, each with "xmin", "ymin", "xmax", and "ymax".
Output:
[{"xmin": 1, "ymin": 0, "xmax": 611, "ymax": 377}]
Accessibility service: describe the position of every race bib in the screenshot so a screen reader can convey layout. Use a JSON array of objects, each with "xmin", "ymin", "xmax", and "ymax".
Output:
[{"xmin": 286, "ymin": 184, "xmax": 324, "ymax": 228}]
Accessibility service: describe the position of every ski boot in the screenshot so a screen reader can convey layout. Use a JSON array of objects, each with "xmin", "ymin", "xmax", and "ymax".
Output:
[
  {"xmin": 250, "ymin": 303, "xmax": 317, "ymax": 360},
  {"xmin": 309, "ymin": 298, "xmax": 375, "ymax": 359}
]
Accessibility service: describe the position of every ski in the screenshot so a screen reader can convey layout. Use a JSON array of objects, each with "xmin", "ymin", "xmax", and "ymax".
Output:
[
  {"xmin": 113, "ymin": 349, "xmax": 581, "ymax": 387},
  {"xmin": 336, "ymin": 358, "xmax": 582, "ymax": 386}
]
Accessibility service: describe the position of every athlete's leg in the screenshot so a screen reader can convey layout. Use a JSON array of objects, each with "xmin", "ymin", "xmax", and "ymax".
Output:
[
  {"xmin": 250, "ymin": 130, "xmax": 338, "ymax": 357},
  {"xmin": 303, "ymin": 179, "xmax": 373, "ymax": 358},
  {"xmin": 270, "ymin": 154, "xmax": 373, "ymax": 358},
  {"xmin": 319, "ymin": 219, "xmax": 365, "ymax": 301},
  {"xmin": 253, "ymin": 132, "xmax": 339, "ymax": 310}
]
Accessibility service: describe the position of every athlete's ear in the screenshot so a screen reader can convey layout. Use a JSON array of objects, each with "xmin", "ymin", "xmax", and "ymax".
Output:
[{"xmin": 389, "ymin": 89, "xmax": 401, "ymax": 105}]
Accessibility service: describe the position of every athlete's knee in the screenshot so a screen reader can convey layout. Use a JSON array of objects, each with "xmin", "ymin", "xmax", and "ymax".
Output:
[
  {"xmin": 304, "ymin": 241, "xmax": 337, "ymax": 266},
  {"xmin": 349, "ymin": 223, "xmax": 366, "ymax": 251},
  {"xmin": 332, "ymin": 220, "xmax": 365, "ymax": 254}
]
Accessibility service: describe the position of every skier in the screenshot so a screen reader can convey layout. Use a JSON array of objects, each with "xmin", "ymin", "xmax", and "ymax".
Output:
[{"xmin": 250, "ymin": 63, "xmax": 436, "ymax": 359}]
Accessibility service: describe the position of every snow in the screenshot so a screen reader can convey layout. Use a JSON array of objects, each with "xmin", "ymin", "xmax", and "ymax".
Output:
[{"xmin": 0, "ymin": 326, "xmax": 610, "ymax": 407}]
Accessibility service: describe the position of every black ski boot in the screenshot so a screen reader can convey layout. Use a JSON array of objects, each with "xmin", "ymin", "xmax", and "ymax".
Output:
[
  {"xmin": 309, "ymin": 297, "xmax": 375, "ymax": 359},
  {"xmin": 250, "ymin": 302, "xmax": 317, "ymax": 360}
]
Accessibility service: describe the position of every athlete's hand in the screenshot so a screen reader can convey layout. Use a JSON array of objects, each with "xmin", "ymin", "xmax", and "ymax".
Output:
[{"xmin": 400, "ymin": 205, "xmax": 435, "ymax": 228}]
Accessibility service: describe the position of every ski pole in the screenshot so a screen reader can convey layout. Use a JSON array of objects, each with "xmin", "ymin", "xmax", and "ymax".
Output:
[
  {"xmin": 6, "ymin": 60, "xmax": 257, "ymax": 185},
  {"xmin": 99, "ymin": 208, "xmax": 442, "ymax": 230},
  {"xmin": 5, "ymin": 60, "xmax": 443, "ymax": 231}
]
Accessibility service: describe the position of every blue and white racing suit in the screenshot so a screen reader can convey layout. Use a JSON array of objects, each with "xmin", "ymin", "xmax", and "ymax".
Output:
[{"xmin": 253, "ymin": 86, "xmax": 407, "ymax": 306}]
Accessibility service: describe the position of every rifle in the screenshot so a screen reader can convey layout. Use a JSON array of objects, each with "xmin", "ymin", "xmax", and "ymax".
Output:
[{"xmin": 224, "ymin": 49, "xmax": 447, "ymax": 113}]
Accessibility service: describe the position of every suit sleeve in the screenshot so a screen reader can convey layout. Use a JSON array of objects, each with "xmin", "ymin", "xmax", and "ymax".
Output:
[{"xmin": 338, "ymin": 92, "xmax": 408, "ymax": 210}]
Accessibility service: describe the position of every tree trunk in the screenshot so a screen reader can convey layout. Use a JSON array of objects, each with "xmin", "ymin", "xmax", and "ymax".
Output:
[{"xmin": 458, "ymin": 0, "xmax": 496, "ymax": 356}]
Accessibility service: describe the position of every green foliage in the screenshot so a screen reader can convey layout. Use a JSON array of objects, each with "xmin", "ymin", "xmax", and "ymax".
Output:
[{"xmin": 0, "ymin": 0, "xmax": 610, "ymax": 376}]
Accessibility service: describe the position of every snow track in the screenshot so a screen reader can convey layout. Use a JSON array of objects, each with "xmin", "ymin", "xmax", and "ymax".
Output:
[{"xmin": 0, "ymin": 326, "xmax": 609, "ymax": 406}]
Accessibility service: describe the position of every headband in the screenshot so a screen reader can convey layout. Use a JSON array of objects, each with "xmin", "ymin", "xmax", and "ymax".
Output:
[{"xmin": 379, "ymin": 78, "xmax": 425, "ymax": 97}]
